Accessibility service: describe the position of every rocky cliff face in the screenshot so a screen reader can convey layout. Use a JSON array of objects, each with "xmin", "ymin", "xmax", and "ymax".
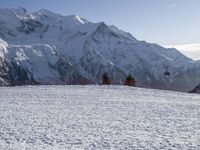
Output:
[
  {"xmin": 0, "ymin": 7, "xmax": 200, "ymax": 92},
  {"xmin": 189, "ymin": 84, "xmax": 200, "ymax": 94}
]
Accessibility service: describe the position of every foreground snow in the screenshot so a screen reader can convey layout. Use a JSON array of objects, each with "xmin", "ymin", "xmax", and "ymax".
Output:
[{"xmin": 0, "ymin": 85, "xmax": 200, "ymax": 149}]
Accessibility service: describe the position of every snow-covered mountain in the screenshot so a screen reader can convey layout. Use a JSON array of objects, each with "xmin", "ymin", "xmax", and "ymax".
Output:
[{"xmin": 0, "ymin": 7, "xmax": 200, "ymax": 92}]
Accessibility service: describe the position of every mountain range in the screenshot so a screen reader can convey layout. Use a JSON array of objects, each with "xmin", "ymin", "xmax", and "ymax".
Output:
[{"xmin": 0, "ymin": 7, "xmax": 200, "ymax": 92}]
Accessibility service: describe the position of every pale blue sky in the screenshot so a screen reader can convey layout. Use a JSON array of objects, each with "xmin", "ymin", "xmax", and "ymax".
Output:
[{"xmin": 1, "ymin": 0, "xmax": 200, "ymax": 45}]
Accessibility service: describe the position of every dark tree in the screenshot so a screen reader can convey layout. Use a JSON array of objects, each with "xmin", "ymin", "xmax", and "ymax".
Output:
[
  {"xmin": 102, "ymin": 73, "xmax": 111, "ymax": 85},
  {"xmin": 124, "ymin": 74, "xmax": 136, "ymax": 86}
]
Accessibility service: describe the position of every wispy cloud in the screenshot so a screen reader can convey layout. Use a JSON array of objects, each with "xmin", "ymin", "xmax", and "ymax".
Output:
[
  {"xmin": 167, "ymin": 2, "xmax": 178, "ymax": 9},
  {"xmin": 164, "ymin": 44, "xmax": 200, "ymax": 60}
]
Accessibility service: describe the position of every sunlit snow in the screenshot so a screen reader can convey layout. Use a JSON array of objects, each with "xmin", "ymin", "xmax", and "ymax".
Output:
[{"xmin": 0, "ymin": 85, "xmax": 199, "ymax": 149}]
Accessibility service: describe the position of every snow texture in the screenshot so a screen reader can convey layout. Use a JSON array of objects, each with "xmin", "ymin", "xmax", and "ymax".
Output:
[{"xmin": 0, "ymin": 85, "xmax": 199, "ymax": 149}]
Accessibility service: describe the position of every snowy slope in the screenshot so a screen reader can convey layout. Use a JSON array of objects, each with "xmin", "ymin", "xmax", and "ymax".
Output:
[
  {"xmin": 0, "ymin": 85, "xmax": 199, "ymax": 149},
  {"xmin": 0, "ymin": 7, "xmax": 200, "ymax": 91},
  {"xmin": 0, "ymin": 38, "xmax": 88, "ymax": 85}
]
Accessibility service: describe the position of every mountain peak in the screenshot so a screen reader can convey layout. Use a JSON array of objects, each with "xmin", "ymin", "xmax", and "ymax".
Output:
[
  {"xmin": 66, "ymin": 15, "xmax": 89, "ymax": 25},
  {"xmin": 13, "ymin": 7, "xmax": 27, "ymax": 13},
  {"xmin": 13, "ymin": 7, "xmax": 31, "ymax": 19},
  {"xmin": 96, "ymin": 22, "xmax": 109, "ymax": 29},
  {"xmin": 38, "ymin": 9, "xmax": 60, "ymax": 16}
]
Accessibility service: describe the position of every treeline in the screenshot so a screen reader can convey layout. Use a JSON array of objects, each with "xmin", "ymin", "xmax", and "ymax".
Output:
[{"xmin": 101, "ymin": 73, "xmax": 136, "ymax": 86}]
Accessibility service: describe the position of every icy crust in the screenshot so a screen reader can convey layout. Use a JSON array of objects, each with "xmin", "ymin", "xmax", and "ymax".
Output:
[
  {"xmin": 0, "ymin": 8, "xmax": 200, "ymax": 91},
  {"xmin": 0, "ymin": 85, "xmax": 199, "ymax": 149}
]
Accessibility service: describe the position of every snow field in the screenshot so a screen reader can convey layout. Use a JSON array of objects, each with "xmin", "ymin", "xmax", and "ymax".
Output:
[{"xmin": 0, "ymin": 85, "xmax": 200, "ymax": 149}]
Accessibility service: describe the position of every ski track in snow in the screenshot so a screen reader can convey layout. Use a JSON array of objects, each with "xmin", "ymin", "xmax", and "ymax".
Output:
[{"xmin": 0, "ymin": 85, "xmax": 200, "ymax": 149}]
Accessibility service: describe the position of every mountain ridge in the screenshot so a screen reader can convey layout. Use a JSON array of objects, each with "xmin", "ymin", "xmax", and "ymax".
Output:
[{"xmin": 0, "ymin": 7, "xmax": 199, "ymax": 92}]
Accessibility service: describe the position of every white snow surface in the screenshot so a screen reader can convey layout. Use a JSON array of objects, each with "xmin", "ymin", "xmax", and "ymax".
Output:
[
  {"xmin": 0, "ymin": 85, "xmax": 200, "ymax": 149},
  {"xmin": 7, "ymin": 44, "xmax": 59, "ymax": 81}
]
